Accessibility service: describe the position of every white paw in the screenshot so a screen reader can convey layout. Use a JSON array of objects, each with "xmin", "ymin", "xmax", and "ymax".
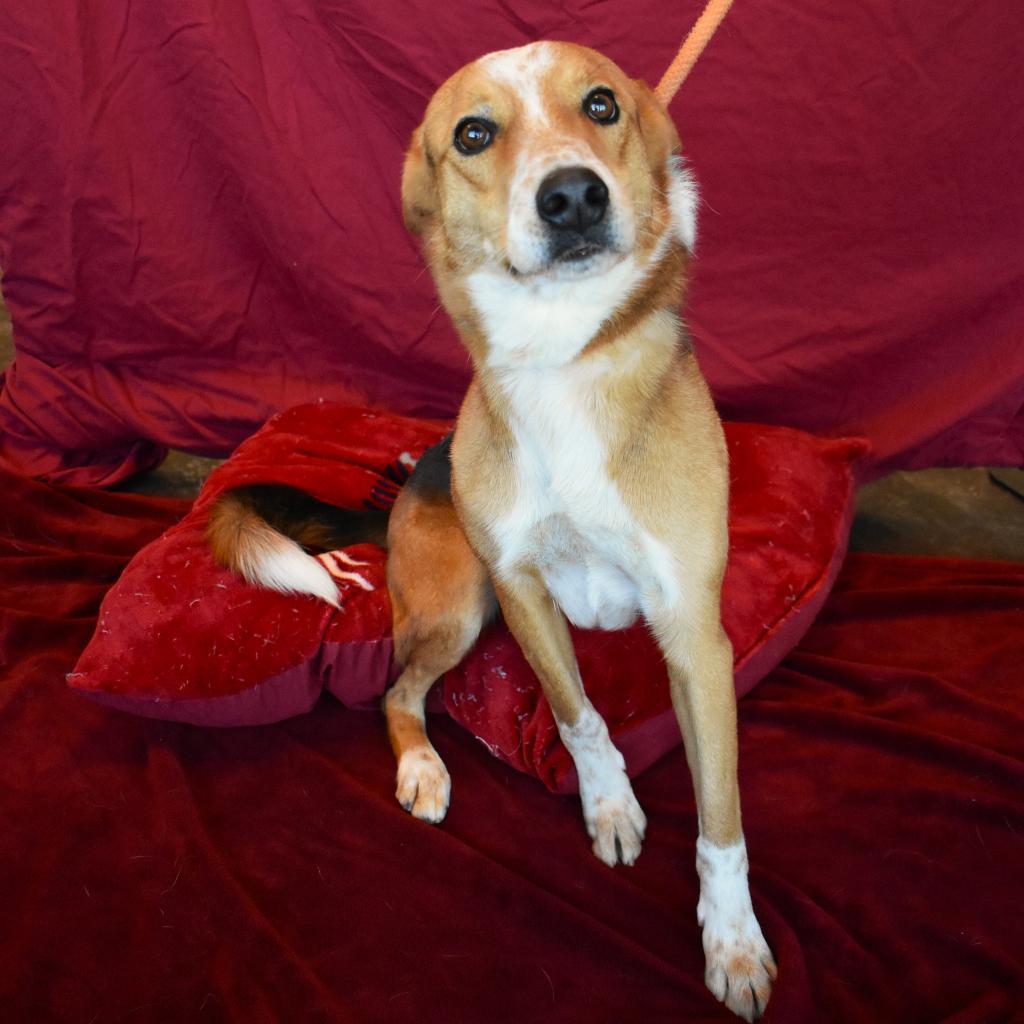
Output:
[
  {"xmin": 395, "ymin": 748, "xmax": 451, "ymax": 824},
  {"xmin": 696, "ymin": 836, "xmax": 776, "ymax": 1020},
  {"xmin": 582, "ymin": 783, "xmax": 647, "ymax": 866},
  {"xmin": 561, "ymin": 702, "xmax": 646, "ymax": 866},
  {"xmin": 701, "ymin": 918, "xmax": 776, "ymax": 1020}
]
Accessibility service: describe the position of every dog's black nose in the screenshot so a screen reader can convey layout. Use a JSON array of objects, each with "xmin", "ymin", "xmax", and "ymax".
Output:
[{"xmin": 536, "ymin": 167, "xmax": 609, "ymax": 231}]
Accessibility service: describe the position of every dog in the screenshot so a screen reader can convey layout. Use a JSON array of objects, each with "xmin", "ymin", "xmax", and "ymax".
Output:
[{"xmin": 206, "ymin": 41, "xmax": 776, "ymax": 1020}]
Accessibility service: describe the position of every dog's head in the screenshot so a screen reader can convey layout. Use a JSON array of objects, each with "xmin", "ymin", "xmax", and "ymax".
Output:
[{"xmin": 403, "ymin": 41, "xmax": 697, "ymax": 286}]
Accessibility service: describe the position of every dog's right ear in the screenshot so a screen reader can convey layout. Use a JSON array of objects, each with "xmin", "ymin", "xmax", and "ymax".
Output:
[{"xmin": 401, "ymin": 128, "xmax": 438, "ymax": 235}]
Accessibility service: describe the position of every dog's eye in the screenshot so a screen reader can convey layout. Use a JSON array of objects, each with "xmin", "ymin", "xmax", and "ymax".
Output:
[
  {"xmin": 583, "ymin": 88, "xmax": 619, "ymax": 125},
  {"xmin": 454, "ymin": 117, "xmax": 495, "ymax": 155}
]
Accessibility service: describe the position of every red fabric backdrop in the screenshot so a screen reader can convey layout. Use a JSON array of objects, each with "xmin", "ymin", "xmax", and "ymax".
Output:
[{"xmin": 1, "ymin": 0, "xmax": 1022, "ymax": 484}]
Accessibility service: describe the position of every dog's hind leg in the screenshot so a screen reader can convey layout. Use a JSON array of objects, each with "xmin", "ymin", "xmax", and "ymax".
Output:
[
  {"xmin": 383, "ymin": 472, "xmax": 494, "ymax": 824},
  {"xmin": 384, "ymin": 660, "xmax": 455, "ymax": 824}
]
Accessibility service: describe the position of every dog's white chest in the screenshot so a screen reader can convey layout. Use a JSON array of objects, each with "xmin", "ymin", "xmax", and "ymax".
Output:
[
  {"xmin": 532, "ymin": 512, "xmax": 643, "ymax": 631},
  {"xmin": 489, "ymin": 367, "xmax": 677, "ymax": 630}
]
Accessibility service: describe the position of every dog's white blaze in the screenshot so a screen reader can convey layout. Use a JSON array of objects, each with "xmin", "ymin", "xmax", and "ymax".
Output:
[
  {"xmin": 480, "ymin": 42, "xmax": 555, "ymax": 126},
  {"xmin": 489, "ymin": 354, "xmax": 680, "ymax": 627},
  {"xmin": 696, "ymin": 835, "xmax": 773, "ymax": 998},
  {"xmin": 667, "ymin": 155, "xmax": 699, "ymax": 252}
]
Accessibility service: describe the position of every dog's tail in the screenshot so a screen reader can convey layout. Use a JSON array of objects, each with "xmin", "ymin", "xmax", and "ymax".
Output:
[{"xmin": 205, "ymin": 484, "xmax": 389, "ymax": 606}]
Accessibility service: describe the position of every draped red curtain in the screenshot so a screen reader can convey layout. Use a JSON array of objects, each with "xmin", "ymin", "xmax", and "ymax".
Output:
[{"xmin": 0, "ymin": 0, "xmax": 1021, "ymax": 484}]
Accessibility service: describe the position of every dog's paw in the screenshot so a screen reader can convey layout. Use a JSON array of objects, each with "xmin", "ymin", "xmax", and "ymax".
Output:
[
  {"xmin": 562, "ymin": 702, "xmax": 646, "ymax": 866},
  {"xmin": 581, "ymin": 781, "xmax": 647, "ymax": 867},
  {"xmin": 395, "ymin": 748, "xmax": 451, "ymax": 824},
  {"xmin": 696, "ymin": 836, "xmax": 776, "ymax": 1020},
  {"xmin": 701, "ymin": 923, "xmax": 776, "ymax": 1021}
]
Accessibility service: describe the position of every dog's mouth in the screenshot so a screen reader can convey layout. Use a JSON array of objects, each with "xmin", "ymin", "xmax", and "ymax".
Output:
[
  {"xmin": 504, "ymin": 240, "xmax": 623, "ymax": 280},
  {"xmin": 547, "ymin": 220, "xmax": 613, "ymax": 266},
  {"xmin": 554, "ymin": 240, "xmax": 604, "ymax": 263}
]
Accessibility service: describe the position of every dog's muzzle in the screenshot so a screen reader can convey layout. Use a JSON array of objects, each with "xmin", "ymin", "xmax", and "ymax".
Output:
[{"xmin": 535, "ymin": 166, "xmax": 611, "ymax": 263}]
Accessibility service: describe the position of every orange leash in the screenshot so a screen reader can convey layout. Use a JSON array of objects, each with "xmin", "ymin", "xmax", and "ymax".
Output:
[{"xmin": 654, "ymin": 0, "xmax": 735, "ymax": 106}]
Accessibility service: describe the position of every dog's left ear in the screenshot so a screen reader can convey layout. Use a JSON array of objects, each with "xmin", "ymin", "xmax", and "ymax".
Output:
[
  {"xmin": 401, "ymin": 127, "xmax": 438, "ymax": 236},
  {"xmin": 632, "ymin": 79, "xmax": 681, "ymax": 170},
  {"xmin": 632, "ymin": 79, "xmax": 698, "ymax": 252}
]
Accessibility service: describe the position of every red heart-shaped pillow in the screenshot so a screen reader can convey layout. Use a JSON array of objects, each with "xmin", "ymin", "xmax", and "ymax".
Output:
[{"xmin": 69, "ymin": 403, "xmax": 866, "ymax": 792}]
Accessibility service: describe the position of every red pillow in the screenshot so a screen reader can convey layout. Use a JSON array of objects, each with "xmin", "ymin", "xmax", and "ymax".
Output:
[
  {"xmin": 69, "ymin": 404, "xmax": 449, "ymax": 724},
  {"xmin": 69, "ymin": 403, "xmax": 866, "ymax": 792}
]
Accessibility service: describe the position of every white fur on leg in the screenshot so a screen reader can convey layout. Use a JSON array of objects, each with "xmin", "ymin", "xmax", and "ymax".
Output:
[
  {"xmin": 696, "ymin": 836, "xmax": 776, "ymax": 1021},
  {"xmin": 561, "ymin": 702, "xmax": 646, "ymax": 866}
]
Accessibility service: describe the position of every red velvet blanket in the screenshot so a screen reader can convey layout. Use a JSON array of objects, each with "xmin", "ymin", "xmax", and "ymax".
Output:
[{"xmin": 2, "ymin": 468, "xmax": 1022, "ymax": 1023}]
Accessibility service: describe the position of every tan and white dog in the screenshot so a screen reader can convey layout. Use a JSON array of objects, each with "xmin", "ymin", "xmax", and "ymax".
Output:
[{"xmin": 208, "ymin": 41, "xmax": 776, "ymax": 1020}]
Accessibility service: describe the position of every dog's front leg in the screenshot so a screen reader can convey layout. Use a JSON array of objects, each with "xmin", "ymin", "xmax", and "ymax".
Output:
[
  {"xmin": 495, "ymin": 569, "xmax": 646, "ymax": 866},
  {"xmin": 650, "ymin": 601, "xmax": 776, "ymax": 1021}
]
